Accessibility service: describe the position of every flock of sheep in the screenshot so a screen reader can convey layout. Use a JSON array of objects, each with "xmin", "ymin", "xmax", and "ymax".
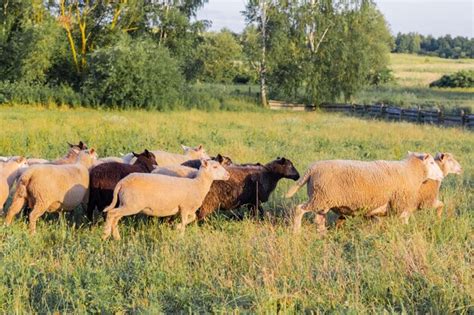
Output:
[{"xmin": 0, "ymin": 141, "xmax": 462, "ymax": 240}]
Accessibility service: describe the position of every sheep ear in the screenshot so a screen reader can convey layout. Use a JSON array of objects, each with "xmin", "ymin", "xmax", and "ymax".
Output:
[
  {"xmin": 201, "ymin": 159, "xmax": 209, "ymax": 168},
  {"xmin": 215, "ymin": 154, "xmax": 223, "ymax": 162},
  {"xmin": 79, "ymin": 141, "xmax": 85, "ymax": 149},
  {"xmin": 181, "ymin": 144, "xmax": 189, "ymax": 151},
  {"xmin": 422, "ymin": 153, "xmax": 430, "ymax": 161},
  {"xmin": 67, "ymin": 141, "xmax": 74, "ymax": 148},
  {"xmin": 132, "ymin": 152, "xmax": 138, "ymax": 157},
  {"xmin": 197, "ymin": 144, "xmax": 203, "ymax": 151},
  {"xmin": 89, "ymin": 148, "xmax": 95, "ymax": 155},
  {"xmin": 407, "ymin": 151, "xmax": 413, "ymax": 156},
  {"xmin": 435, "ymin": 152, "xmax": 445, "ymax": 161}
]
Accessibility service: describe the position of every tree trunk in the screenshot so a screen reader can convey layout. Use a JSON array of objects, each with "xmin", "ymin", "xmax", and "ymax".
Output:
[{"xmin": 259, "ymin": 1, "xmax": 268, "ymax": 108}]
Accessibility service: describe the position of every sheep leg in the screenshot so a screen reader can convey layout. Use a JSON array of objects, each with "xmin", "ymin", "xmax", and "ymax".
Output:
[
  {"xmin": 434, "ymin": 200, "xmax": 444, "ymax": 218},
  {"xmin": 293, "ymin": 203, "xmax": 309, "ymax": 233},
  {"xmin": 399, "ymin": 208, "xmax": 415, "ymax": 225},
  {"xmin": 4, "ymin": 196, "xmax": 26, "ymax": 225},
  {"xmin": 314, "ymin": 212, "xmax": 327, "ymax": 234},
  {"xmin": 176, "ymin": 209, "xmax": 196, "ymax": 234},
  {"xmin": 28, "ymin": 203, "xmax": 47, "ymax": 234},
  {"xmin": 365, "ymin": 204, "xmax": 388, "ymax": 218},
  {"xmin": 107, "ymin": 206, "xmax": 142, "ymax": 240}
]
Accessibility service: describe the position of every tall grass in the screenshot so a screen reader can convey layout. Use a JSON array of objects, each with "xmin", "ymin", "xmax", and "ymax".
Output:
[{"xmin": 0, "ymin": 106, "xmax": 472, "ymax": 313}]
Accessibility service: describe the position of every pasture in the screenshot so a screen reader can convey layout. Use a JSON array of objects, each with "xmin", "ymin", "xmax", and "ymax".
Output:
[
  {"xmin": 0, "ymin": 106, "xmax": 473, "ymax": 313},
  {"xmin": 354, "ymin": 54, "xmax": 474, "ymax": 111}
]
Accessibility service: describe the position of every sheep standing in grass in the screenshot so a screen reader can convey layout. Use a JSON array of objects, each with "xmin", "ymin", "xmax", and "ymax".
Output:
[
  {"xmin": 416, "ymin": 152, "xmax": 462, "ymax": 217},
  {"xmin": 286, "ymin": 152, "xmax": 444, "ymax": 233},
  {"xmin": 0, "ymin": 156, "xmax": 27, "ymax": 214},
  {"xmin": 102, "ymin": 160, "xmax": 230, "ymax": 240},
  {"xmin": 87, "ymin": 150, "xmax": 157, "ymax": 221},
  {"xmin": 197, "ymin": 158, "xmax": 300, "ymax": 220},
  {"xmin": 5, "ymin": 149, "xmax": 97, "ymax": 234}
]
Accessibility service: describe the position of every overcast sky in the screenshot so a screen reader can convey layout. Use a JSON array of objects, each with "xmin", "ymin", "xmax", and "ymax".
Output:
[{"xmin": 196, "ymin": 0, "xmax": 474, "ymax": 37}]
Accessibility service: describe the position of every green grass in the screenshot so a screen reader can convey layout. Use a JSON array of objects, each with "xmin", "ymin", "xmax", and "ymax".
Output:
[
  {"xmin": 353, "ymin": 54, "xmax": 474, "ymax": 111},
  {"xmin": 0, "ymin": 106, "xmax": 473, "ymax": 313}
]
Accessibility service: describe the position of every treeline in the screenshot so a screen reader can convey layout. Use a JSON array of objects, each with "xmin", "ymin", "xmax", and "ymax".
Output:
[
  {"xmin": 392, "ymin": 33, "xmax": 474, "ymax": 59},
  {"xmin": 0, "ymin": 0, "xmax": 392, "ymax": 109}
]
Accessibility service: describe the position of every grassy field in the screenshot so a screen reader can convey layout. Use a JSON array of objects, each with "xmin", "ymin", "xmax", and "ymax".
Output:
[
  {"xmin": 0, "ymin": 106, "xmax": 473, "ymax": 313},
  {"xmin": 353, "ymin": 54, "xmax": 474, "ymax": 111}
]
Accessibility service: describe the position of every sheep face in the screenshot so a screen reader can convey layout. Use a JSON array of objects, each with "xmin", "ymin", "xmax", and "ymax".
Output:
[
  {"xmin": 201, "ymin": 160, "xmax": 230, "ymax": 181},
  {"xmin": 270, "ymin": 158, "xmax": 300, "ymax": 180},
  {"xmin": 436, "ymin": 152, "xmax": 462, "ymax": 175},
  {"xmin": 182, "ymin": 144, "xmax": 211, "ymax": 160},
  {"xmin": 132, "ymin": 149, "xmax": 158, "ymax": 171},
  {"xmin": 68, "ymin": 141, "xmax": 88, "ymax": 151},
  {"xmin": 410, "ymin": 152, "xmax": 443, "ymax": 181},
  {"xmin": 213, "ymin": 154, "xmax": 233, "ymax": 166}
]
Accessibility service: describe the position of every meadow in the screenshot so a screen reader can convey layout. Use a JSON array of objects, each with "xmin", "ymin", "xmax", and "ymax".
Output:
[
  {"xmin": 0, "ymin": 106, "xmax": 472, "ymax": 313},
  {"xmin": 353, "ymin": 54, "xmax": 474, "ymax": 112}
]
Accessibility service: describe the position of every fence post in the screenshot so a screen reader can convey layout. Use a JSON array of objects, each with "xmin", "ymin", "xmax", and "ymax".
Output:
[
  {"xmin": 437, "ymin": 108, "xmax": 443, "ymax": 125},
  {"xmin": 417, "ymin": 106, "xmax": 421, "ymax": 123},
  {"xmin": 460, "ymin": 110, "xmax": 465, "ymax": 128}
]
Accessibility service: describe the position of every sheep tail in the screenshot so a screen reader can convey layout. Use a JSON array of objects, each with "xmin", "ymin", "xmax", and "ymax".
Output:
[
  {"xmin": 285, "ymin": 168, "xmax": 312, "ymax": 198},
  {"xmin": 14, "ymin": 171, "xmax": 31, "ymax": 198},
  {"xmin": 103, "ymin": 182, "xmax": 121, "ymax": 213}
]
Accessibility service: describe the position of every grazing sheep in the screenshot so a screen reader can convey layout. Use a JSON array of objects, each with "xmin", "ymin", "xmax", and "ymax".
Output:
[
  {"xmin": 416, "ymin": 152, "xmax": 462, "ymax": 217},
  {"xmin": 5, "ymin": 149, "xmax": 97, "ymax": 234},
  {"xmin": 86, "ymin": 150, "xmax": 157, "ymax": 221},
  {"xmin": 286, "ymin": 152, "xmax": 444, "ymax": 233},
  {"xmin": 0, "ymin": 156, "xmax": 27, "ymax": 214},
  {"xmin": 197, "ymin": 157, "xmax": 300, "ymax": 220},
  {"xmin": 102, "ymin": 160, "xmax": 230, "ymax": 240},
  {"xmin": 181, "ymin": 154, "xmax": 233, "ymax": 169}
]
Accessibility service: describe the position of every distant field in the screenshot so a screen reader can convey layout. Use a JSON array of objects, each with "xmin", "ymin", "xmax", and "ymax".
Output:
[
  {"xmin": 389, "ymin": 53, "xmax": 474, "ymax": 87},
  {"xmin": 353, "ymin": 54, "xmax": 474, "ymax": 112},
  {"xmin": 0, "ymin": 107, "xmax": 472, "ymax": 313}
]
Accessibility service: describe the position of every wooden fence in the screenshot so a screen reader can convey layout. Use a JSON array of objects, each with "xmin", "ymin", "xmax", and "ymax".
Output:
[{"xmin": 269, "ymin": 100, "xmax": 474, "ymax": 129}]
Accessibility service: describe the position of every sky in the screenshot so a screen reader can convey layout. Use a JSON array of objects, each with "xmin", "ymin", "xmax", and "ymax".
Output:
[{"xmin": 196, "ymin": 0, "xmax": 474, "ymax": 38}]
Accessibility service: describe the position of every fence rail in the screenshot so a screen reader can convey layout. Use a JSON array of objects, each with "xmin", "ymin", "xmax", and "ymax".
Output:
[{"xmin": 269, "ymin": 100, "xmax": 474, "ymax": 129}]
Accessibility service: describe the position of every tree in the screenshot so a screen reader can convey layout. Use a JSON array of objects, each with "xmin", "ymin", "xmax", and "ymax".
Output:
[{"xmin": 195, "ymin": 29, "xmax": 243, "ymax": 83}]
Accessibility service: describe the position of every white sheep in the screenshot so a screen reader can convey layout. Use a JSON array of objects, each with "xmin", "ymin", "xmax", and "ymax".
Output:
[
  {"xmin": 151, "ymin": 164, "xmax": 198, "ymax": 178},
  {"xmin": 5, "ymin": 149, "xmax": 97, "ymax": 234},
  {"xmin": 0, "ymin": 156, "xmax": 27, "ymax": 214},
  {"xmin": 286, "ymin": 152, "xmax": 444, "ymax": 233},
  {"xmin": 102, "ymin": 159, "xmax": 229, "ymax": 240},
  {"xmin": 416, "ymin": 152, "xmax": 462, "ymax": 217}
]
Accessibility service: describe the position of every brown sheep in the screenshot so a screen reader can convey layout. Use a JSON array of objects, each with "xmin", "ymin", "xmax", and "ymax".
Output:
[
  {"xmin": 286, "ymin": 153, "xmax": 444, "ymax": 233},
  {"xmin": 416, "ymin": 152, "xmax": 462, "ymax": 217},
  {"xmin": 197, "ymin": 157, "xmax": 300, "ymax": 220},
  {"xmin": 86, "ymin": 150, "xmax": 157, "ymax": 221}
]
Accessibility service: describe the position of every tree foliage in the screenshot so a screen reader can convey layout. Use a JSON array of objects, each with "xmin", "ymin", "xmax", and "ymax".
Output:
[{"xmin": 393, "ymin": 33, "xmax": 474, "ymax": 59}]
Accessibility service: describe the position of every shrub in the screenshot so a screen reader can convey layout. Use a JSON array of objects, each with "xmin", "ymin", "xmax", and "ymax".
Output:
[
  {"xmin": 82, "ymin": 36, "xmax": 184, "ymax": 110},
  {"xmin": 0, "ymin": 81, "xmax": 81, "ymax": 107},
  {"xmin": 429, "ymin": 70, "xmax": 474, "ymax": 88}
]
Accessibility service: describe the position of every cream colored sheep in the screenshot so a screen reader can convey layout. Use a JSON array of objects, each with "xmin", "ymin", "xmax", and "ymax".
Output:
[
  {"xmin": 151, "ymin": 145, "xmax": 210, "ymax": 166},
  {"xmin": 0, "ymin": 156, "xmax": 27, "ymax": 214},
  {"xmin": 286, "ymin": 152, "xmax": 444, "ymax": 233},
  {"xmin": 5, "ymin": 149, "xmax": 97, "ymax": 234},
  {"xmin": 26, "ymin": 141, "xmax": 88, "ymax": 166},
  {"xmin": 102, "ymin": 160, "xmax": 229, "ymax": 240},
  {"xmin": 151, "ymin": 164, "xmax": 198, "ymax": 178},
  {"xmin": 416, "ymin": 152, "xmax": 462, "ymax": 218}
]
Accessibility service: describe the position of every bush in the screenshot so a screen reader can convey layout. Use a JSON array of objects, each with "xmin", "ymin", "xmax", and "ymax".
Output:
[
  {"xmin": 0, "ymin": 81, "xmax": 82, "ymax": 107},
  {"xmin": 429, "ymin": 70, "xmax": 474, "ymax": 88},
  {"xmin": 82, "ymin": 36, "xmax": 184, "ymax": 110}
]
